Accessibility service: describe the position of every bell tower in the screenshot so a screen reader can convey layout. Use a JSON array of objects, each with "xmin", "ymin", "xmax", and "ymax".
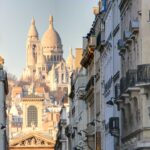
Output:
[{"xmin": 26, "ymin": 17, "xmax": 40, "ymax": 68}]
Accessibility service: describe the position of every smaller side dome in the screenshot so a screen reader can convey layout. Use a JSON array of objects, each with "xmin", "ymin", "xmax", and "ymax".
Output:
[{"xmin": 28, "ymin": 17, "xmax": 38, "ymax": 38}]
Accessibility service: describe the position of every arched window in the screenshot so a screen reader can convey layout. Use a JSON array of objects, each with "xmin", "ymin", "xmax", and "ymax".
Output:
[{"xmin": 27, "ymin": 106, "xmax": 38, "ymax": 127}]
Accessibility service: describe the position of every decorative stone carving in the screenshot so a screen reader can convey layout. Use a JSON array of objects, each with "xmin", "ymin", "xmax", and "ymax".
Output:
[{"xmin": 10, "ymin": 133, "xmax": 55, "ymax": 148}]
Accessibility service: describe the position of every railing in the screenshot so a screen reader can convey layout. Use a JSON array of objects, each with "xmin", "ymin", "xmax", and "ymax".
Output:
[
  {"xmin": 137, "ymin": 64, "xmax": 150, "ymax": 84},
  {"xmin": 126, "ymin": 69, "xmax": 137, "ymax": 88},
  {"xmin": 120, "ymin": 77, "xmax": 127, "ymax": 94},
  {"xmin": 120, "ymin": 69, "xmax": 137, "ymax": 95},
  {"xmin": 97, "ymin": 30, "xmax": 105, "ymax": 49}
]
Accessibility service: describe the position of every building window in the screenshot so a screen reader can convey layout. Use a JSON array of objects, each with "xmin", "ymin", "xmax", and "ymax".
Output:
[
  {"xmin": 51, "ymin": 56, "xmax": 53, "ymax": 61},
  {"xmin": 27, "ymin": 106, "xmax": 38, "ymax": 127},
  {"xmin": 47, "ymin": 55, "xmax": 49, "ymax": 61},
  {"xmin": 62, "ymin": 74, "xmax": 64, "ymax": 82},
  {"xmin": 54, "ymin": 55, "xmax": 56, "ymax": 61},
  {"xmin": 61, "ymin": 63, "xmax": 63, "ymax": 70},
  {"xmin": 57, "ymin": 55, "xmax": 59, "ymax": 61}
]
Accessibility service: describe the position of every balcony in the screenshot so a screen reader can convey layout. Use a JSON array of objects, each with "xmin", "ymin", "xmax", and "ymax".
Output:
[
  {"xmin": 130, "ymin": 20, "xmax": 139, "ymax": 34},
  {"xmin": 117, "ymin": 39, "xmax": 126, "ymax": 51},
  {"xmin": 81, "ymin": 36, "xmax": 96, "ymax": 68},
  {"xmin": 137, "ymin": 64, "xmax": 150, "ymax": 86},
  {"xmin": 80, "ymin": 48, "xmax": 94, "ymax": 68},
  {"xmin": 123, "ymin": 30, "xmax": 132, "ymax": 44},
  {"xmin": 120, "ymin": 77, "xmax": 127, "ymax": 94},
  {"xmin": 120, "ymin": 69, "xmax": 137, "ymax": 95},
  {"xmin": 89, "ymin": 35, "xmax": 97, "ymax": 50},
  {"xmin": 126, "ymin": 69, "xmax": 137, "ymax": 88},
  {"xmin": 97, "ymin": 30, "xmax": 105, "ymax": 50}
]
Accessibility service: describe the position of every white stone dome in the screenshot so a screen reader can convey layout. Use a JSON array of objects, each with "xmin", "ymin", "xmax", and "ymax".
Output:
[{"xmin": 41, "ymin": 16, "xmax": 62, "ymax": 49}]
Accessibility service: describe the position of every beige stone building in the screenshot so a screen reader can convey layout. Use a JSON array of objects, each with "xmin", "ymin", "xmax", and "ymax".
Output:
[{"xmin": 118, "ymin": 0, "xmax": 150, "ymax": 149}]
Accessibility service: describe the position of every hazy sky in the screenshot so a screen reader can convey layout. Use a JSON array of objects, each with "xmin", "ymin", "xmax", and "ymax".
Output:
[{"xmin": 0, "ymin": 0, "xmax": 97, "ymax": 77}]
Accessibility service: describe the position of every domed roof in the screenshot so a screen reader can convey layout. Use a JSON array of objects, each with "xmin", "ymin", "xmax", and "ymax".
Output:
[
  {"xmin": 28, "ymin": 17, "xmax": 38, "ymax": 38},
  {"xmin": 41, "ymin": 16, "xmax": 62, "ymax": 49}
]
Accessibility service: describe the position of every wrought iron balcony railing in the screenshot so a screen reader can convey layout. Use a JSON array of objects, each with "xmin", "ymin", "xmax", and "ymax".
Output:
[
  {"xmin": 137, "ymin": 64, "xmax": 150, "ymax": 84},
  {"xmin": 126, "ymin": 69, "xmax": 137, "ymax": 88},
  {"xmin": 120, "ymin": 69, "xmax": 137, "ymax": 95},
  {"xmin": 120, "ymin": 77, "xmax": 127, "ymax": 94}
]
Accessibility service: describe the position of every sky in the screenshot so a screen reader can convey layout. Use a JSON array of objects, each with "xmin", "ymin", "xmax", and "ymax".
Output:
[{"xmin": 0, "ymin": 0, "xmax": 97, "ymax": 78}]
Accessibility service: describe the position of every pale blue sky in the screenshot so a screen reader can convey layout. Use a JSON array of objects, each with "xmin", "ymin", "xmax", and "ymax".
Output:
[{"xmin": 0, "ymin": 0, "xmax": 97, "ymax": 77}]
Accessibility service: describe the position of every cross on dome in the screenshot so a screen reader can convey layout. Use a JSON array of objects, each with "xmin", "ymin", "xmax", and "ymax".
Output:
[{"xmin": 49, "ymin": 16, "xmax": 53, "ymax": 28}]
